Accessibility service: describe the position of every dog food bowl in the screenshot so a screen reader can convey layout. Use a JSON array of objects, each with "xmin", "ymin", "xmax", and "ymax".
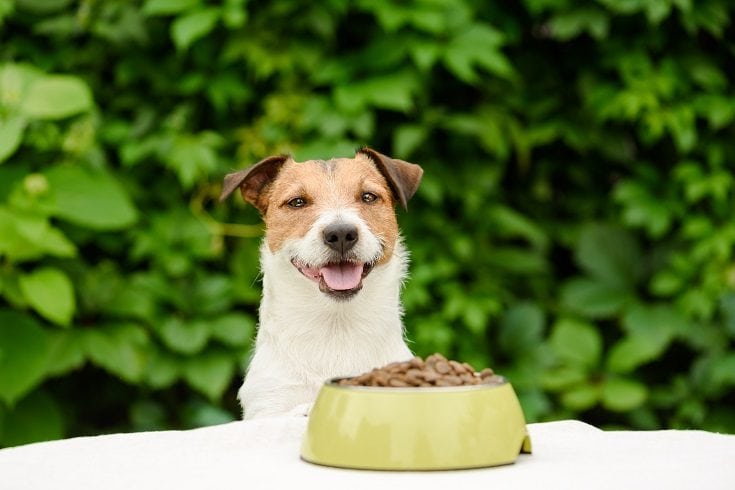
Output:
[{"xmin": 301, "ymin": 377, "xmax": 531, "ymax": 470}]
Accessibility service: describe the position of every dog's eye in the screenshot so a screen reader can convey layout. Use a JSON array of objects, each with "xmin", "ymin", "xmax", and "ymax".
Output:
[
  {"xmin": 287, "ymin": 197, "xmax": 307, "ymax": 208},
  {"xmin": 361, "ymin": 192, "xmax": 378, "ymax": 203}
]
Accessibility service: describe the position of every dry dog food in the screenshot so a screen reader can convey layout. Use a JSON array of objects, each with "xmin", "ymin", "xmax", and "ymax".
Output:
[{"xmin": 336, "ymin": 353, "xmax": 504, "ymax": 387}]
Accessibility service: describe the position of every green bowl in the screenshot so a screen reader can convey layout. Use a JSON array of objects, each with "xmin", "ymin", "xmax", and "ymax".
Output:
[{"xmin": 301, "ymin": 377, "xmax": 532, "ymax": 471}]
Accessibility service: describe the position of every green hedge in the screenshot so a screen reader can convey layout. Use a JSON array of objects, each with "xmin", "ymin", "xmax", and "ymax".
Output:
[{"xmin": 1, "ymin": 0, "xmax": 734, "ymax": 446}]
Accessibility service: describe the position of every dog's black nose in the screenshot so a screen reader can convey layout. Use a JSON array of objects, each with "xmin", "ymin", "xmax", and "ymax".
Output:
[{"xmin": 323, "ymin": 223, "xmax": 359, "ymax": 254}]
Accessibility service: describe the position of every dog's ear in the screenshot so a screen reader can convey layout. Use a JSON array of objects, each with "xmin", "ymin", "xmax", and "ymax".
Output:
[
  {"xmin": 358, "ymin": 147, "xmax": 423, "ymax": 210},
  {"xmin": 219, "ymin": 155, "xmax": 289, "ymax": 213}
]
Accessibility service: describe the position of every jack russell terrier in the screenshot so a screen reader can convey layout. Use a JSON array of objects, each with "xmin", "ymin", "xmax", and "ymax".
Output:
[{"xmin": 219, "ymin": 148, "xmax": 423, "ymax": 419}]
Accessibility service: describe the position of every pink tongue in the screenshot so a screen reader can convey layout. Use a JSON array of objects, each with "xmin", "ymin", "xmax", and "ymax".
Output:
[{"xmin": 319, "ymin": 263, "xmax": 364, "ymax": 290}]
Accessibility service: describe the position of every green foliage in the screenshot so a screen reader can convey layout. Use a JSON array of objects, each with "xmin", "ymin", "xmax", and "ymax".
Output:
[{"xmin": 1, "ymin": 0, "xmax": 734, "ymax": 446}]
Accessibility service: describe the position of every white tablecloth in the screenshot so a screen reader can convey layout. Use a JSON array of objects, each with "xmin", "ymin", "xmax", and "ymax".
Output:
[{"xmin": 1, "ymin": 417, "xmax": 733, "ymax": 490}]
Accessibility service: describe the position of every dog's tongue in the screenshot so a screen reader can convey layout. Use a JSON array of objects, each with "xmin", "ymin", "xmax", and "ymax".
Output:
[{"xmin": 320, "ymin": 263, "xmax": 364, "ymax": 290}]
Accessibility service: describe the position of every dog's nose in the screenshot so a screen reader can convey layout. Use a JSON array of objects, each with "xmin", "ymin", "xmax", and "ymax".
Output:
[{"xmin": 323, "ymin": 223, "xmax": 359, "ymax": 254}]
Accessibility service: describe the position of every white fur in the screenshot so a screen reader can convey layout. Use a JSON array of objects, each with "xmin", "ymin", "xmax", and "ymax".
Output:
[{"xmin": 238, "ymin": 207, "xmax": 413, "ymax": 419}]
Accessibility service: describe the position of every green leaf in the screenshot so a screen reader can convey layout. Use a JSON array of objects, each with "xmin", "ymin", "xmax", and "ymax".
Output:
[
  {"xmin": 130, "ymin": 400, "xmax": 168, "ymax": 431},
  {"xmin": 601, "ymin": 377, "xmax": 648, "ymax": 412},
  {"xmin": 191, "ymin": 274, "xmax": 234, "ymax": 315},
  {"xmin": 549, "ymin": 8, "xmax": 609, "ymax": 40},
  {"xmin": 561, "ymin": 384, "xmax": 599, "ymax": 411},
  {"xmin": 0, "ymin": 390, "xmax": 63, "ymax": 447},
  {"xmin": 334, "ymin": 71, "xmax": 419, "ymax": 112},
  {"xmin": 145, "ymin": 348, "xmax": 180, "ymax": 389},
  {"xmin": 575, "ymin": 223, "xmax": 642, "ymax": 287},
  {"xmin": 560, "ymin": 278, "xmax": 632, "ymax": 318},
  {"xmin": 209, "ymin": 313, "xmax": 254, "ymax": 347},
  {"xmin": 0, "ymin": 63, "xmax": 43, "ymax": 111},
  {"xmin": 0, "ymin": 270, "xmax": 26, "ymax": 309},
  {"xmin": 10, "ymin": 0, "xmax": 72, "ymax": 15},
  {"xmin": 667, "ymin": 105, "xmax": 696, "ymax": 153},
  {"xmin": 142, "ymin": 0, "xmax": 201, "ymax": 16},
  {"xmin": 83, "ymin": 324, "xmax": 148, "ymax": 383},
  {"xmin": 102, "ymin": 279, "xmax": 158, "ymax": 323},
  {"xmin": 159, "ymin": 317, "xmax": 210, "ymax": 354},
  {"xmin": 720, "ymin": 293, "xmax": 735, "ymax": 338},
  {"xmin": 486, "ymin": 247, "xmax": 548, "ymax": 274},
  {"xmin": 171, "ymin": 8, "xmax": 220, "ymax": 51},
  {"xmin": 549, "ymin": 318, "xmax": 602, "ymax": 369},
  {"xmin": 221, "ymin": 0, "xmax": 247, "ymax": 28},
  {"xmin": 21, "ymin": 75, "xmax": 93, "ymax": 120},
  {"xmin": 607, "ymin": 336, "xmax": 663, "ymax": 374},
  {"xmin": 392, "ymin": 124, "xmax": 427, "ymax": 158},
  {"xmin": 541, "ymin": 366, "xmax": 587, "ymax": 392},
  {"xmin": 499, "ymin": 302, "xmax": 545, "ymax": 354},
  {"xmin": 0, "ymin": 165, "xmax": 28, "ymax": 201},
  {"xmin": 488, "ymin": 205, "xmax": 549, "ymax": 251},
  {"xmin": 44, "ymin": 329, "xmax": 86, "ymax": 377},
  {"xmin": 621, "ymin": 304, "xmax": 683, "ymax": 345},
  {"xmin": 409, "ymin": 41, "xmax": 441, "ymax": 71},
  {"xmin": 42, "ymin": 166, "xmax": 138, "ymax": 230},
  {"xmin": 649, "ymin": 270, "xmax": 684, "ymax": 297},
  {"xmin": 0, "ymin": 115, "xmax": 26, "ymax": 163},
  {"xmin": 0, "ymin": 310, "xmax": 48, "ymax": 406},
  {"xmin": 182, "ymin": 352, "xmax": 235, "ymax": 400},
  {"xmin": 613, "ymin": 181, "xmax": 673, "ymax": 238},
  {"xmin": 163, "ymin": 133, "xmax": 222, "ymax": 189},
  {"xmin": 19, "ymin": 267, "xmax": 75, "ymax": 326},
  {"xmin": 517, "ymin": 389, "xmax": 551, "ymax": 423},
  {"xmin": 181, "ymin": 399, "xmax": 236, "ymax": 428},
  {"xmin": 709, "ymin": 354, "xmax": 735, "ymax": 390},
  {"xmin": 0, "ymin": 207, "xmax": 77, "ymax": 262},
  {"xmin": 443, "ymin": 24, "xmax": 513, "ymax": 83}
]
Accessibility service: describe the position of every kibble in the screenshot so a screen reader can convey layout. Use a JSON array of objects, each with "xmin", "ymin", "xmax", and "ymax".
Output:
[{"xmin": 336, "ymin": 353, "xmax": 504, "ymax": 388}]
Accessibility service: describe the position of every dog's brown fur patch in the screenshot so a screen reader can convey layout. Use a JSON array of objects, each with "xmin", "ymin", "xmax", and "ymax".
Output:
[{"xmin": 264, "ymin": 154, "xmax": 399, "ymax": 264}]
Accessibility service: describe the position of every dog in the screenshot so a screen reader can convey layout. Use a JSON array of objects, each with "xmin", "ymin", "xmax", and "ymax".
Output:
[{"xmin": 219, "ymin": 148, "xmax": 423, "ymax": 419}]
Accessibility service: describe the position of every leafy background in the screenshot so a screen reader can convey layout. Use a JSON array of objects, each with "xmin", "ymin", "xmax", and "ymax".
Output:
[{"xmin": 1, "ymin": 0, "xmax": 734, "ymax": 447}]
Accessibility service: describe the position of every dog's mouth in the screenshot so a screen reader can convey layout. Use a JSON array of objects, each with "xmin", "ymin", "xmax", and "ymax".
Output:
[{"xmin": 291, "ymin": 259, "xmax": 374, "ymax": 299}]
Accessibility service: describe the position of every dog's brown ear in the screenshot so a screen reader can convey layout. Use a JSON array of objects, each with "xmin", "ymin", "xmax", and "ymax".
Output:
[
  {"xmin": 358, "ymin": 147, "xmax": 423, "ymax": 210},
  {"xmin": 219, "ymin": 155, "xmax": 289, "ymax": 213}
]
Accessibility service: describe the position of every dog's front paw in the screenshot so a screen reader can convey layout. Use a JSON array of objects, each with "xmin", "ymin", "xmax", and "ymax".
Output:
[{"xmin": 287, "ymin": 402, "xmax": 312, "ymax": 417}]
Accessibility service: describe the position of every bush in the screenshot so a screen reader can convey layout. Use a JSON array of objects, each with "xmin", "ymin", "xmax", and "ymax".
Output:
[{"xmin": 1, "ymin": 0, "xmax": 734, "ymax": 446}]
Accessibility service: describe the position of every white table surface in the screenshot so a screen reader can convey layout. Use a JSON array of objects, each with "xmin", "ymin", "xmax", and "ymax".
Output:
[{"xmin": 1, "ymin": 417, "xmax": 733, "ymax": 490}]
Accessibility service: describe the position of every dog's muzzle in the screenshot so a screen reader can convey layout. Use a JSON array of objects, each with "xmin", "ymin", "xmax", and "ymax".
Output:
[
  {"xmin": 292, "ymin": 259, "xmax": 375, "ymax": 300},
  {"xmin": 291, "ymin": 220, "xmax": 380, "ymax": 300}
]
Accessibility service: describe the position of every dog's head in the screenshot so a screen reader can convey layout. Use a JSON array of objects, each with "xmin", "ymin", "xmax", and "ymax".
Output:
[{"xmin": 220, "ymin": 148, "xmax": 423, "ymax": 301}]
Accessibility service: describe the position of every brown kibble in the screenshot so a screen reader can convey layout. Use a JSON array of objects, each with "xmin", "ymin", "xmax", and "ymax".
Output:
[
  {"xmin": 449, "ymin": 360, "xmax": 467, "ymax": 374},
  {"xmin": 405, "ymin": 369, "xmax": 423, "ymax": 385},
  {"xmin": 388, "ymin": 378, "xmax": 409, "ymax": 387},
  {"xmin": 384, "ymin": 362, "xmax": 402, "ymax": 373},
  {"xmin": 409, "ymin": 356, "xmax": 425, "ymax": 369},
  {"xmin": 434, "ymin": 361, "xmax": 451, "ymax": 374},
  {"xmin": 425, "ymin": 353, "xmax": 447, "ymax": 367},
  {"xmin": 333, "ymin": 355, "xmax": 502, "ymax": 389}
]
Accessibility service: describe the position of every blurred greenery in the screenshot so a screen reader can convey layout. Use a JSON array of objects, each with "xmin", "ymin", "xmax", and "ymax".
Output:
[{"xmin": 1, "ymin": 0, "xmax": 734, "ymax": 447}]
